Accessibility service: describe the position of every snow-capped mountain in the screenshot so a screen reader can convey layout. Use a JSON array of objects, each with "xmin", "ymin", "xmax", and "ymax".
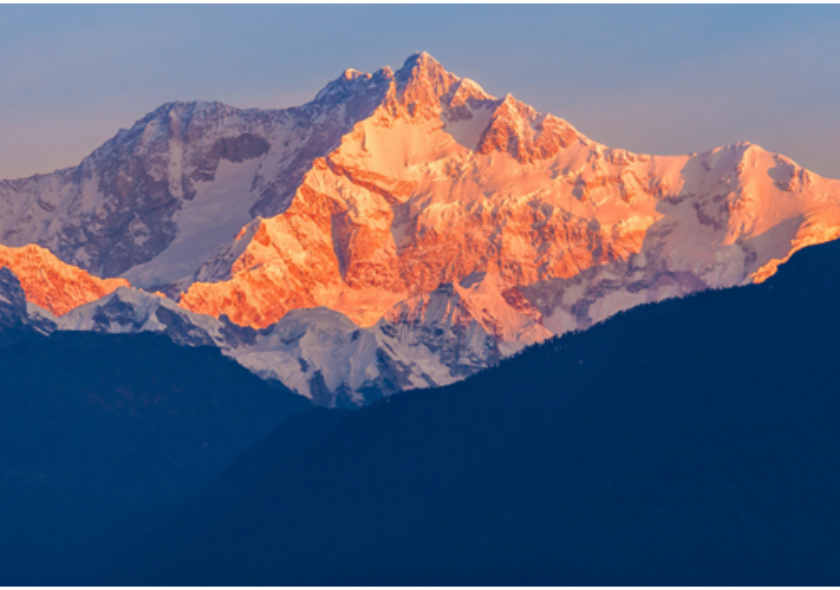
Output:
[{"xmin": 2, "ymin": 52, "xmax": 840, "ymax": 406}]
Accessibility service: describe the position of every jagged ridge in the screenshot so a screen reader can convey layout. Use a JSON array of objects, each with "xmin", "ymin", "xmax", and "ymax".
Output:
[{"xmin": 2, "ymin": 52, "xmax": 840, "ymax": 406}]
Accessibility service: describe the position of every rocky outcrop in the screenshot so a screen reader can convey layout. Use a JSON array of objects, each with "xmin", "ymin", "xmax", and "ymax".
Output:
[
  {"xmin": 0, "ymin": 72, "xmax": 392, "ymax": 284},
  {"xmin": 178, "ymin": 56, "xmax": 840, "ymax": 343},
  {"xmin": 0, "ymin": 244, "xmax": 128, "ymax": 316},
  {"xmin": 0, "ymin": 267, "xmax": 28, "ymax": 331},
  {"xmin": 0, "ymin": 266, "xmax": 57, "ymax": 335},
  {"xmin": 57, "ymin": 286, "xmax": 250, "ymax": 350}
]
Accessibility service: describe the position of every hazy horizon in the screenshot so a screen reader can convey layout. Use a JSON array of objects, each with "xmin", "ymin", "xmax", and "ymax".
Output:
[{"xmin": 2, "ymin": 4, "xmax": 839, "ymax": 180}]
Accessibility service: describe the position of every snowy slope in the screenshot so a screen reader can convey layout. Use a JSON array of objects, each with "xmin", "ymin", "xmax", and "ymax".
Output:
[
  {"xmin": 50, "ymin": 278, "xmax": 546, "ymax": 405},
  {"xmin": 179, "ymin": 54, "xmax": 840, "ymax": 339},
  {"xmin": 57, "ymin": 287, "xmax": 241, "ymax": 349},
  {"xmin": 0, "ymin": 71, "xmax": 391, "ymax": 285}
]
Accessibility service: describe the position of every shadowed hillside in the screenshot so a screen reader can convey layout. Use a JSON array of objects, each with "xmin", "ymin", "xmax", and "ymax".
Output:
[
  {"xmin": 0, "ymin": 330, "xmax": 311, "ymax": 585},
  {"xmin": 110, "ymin": 237, "xmax": 840, "ymax": 585}
]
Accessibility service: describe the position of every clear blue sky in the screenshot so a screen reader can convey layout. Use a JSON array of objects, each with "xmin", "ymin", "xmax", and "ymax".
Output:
[{"xmin": 2, "ymin": 5, "xmax": 839, "ymax": 179}]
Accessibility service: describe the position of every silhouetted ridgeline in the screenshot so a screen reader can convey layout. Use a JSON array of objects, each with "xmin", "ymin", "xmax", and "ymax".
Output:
[
  {"xmin": 0, "ymin": 330, "xmax": 310, "ymax": 585},
  {"xmin": 101, "ymin": 238, "xmax": 840, "ymax": 585}
]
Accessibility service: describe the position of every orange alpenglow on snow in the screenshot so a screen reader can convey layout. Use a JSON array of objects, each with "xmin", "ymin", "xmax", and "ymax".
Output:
[
  {"xmin": 2, "ymin": 52, "xmax": 840, "ymax": 404},
  {"xmin": 177, "ymin": 52, "xmax": 840, "ymax": 329},
  {"xmin": 2, "ymin": 52, "xmax": 840, "ymax": 342},
  {"xmin": 0, "ymin": 244, "xmax": 130, "ymax": 316}
]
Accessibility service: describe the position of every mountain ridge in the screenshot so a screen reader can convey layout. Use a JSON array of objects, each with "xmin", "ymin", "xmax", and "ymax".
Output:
[{"xmin": 2, "ymin": 52, "xmax": 839, "ymax": 405}]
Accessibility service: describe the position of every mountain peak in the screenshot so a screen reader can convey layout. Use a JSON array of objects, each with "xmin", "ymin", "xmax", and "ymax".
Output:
[
  {"xmin": 392, "ymin": 52, "xmax": 461, "ymax": 117},
  {"xmin": 342, "ymin": 68, "xmax": 364, "ymax": 81},
  {"xmin": 395, "ymin": 51, "xmax": 451, "ymax": 82},
  {"xmin": 400, "ymin": 51, "xmax": 438, "ymax": 69},
  {"xmin": 312, "ymin": 65, "xmax": 390, "ymax": 106}
]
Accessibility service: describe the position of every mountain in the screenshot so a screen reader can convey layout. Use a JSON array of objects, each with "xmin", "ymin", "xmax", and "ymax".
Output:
[
  {"xmin": 108, "ymin": 237, "xmax": 840, "ymax": 586},
  {"xmin": 2, "ymin": 52, "xmax": 840, "ymax": 406},
  {"xmin": 0, "ymin": 315, "xmax": 311, "ymax": 584}
]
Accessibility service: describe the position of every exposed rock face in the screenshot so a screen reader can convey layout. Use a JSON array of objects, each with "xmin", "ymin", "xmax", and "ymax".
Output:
[
  {"xmin": 0, "ymin": 72, "xmax": 391, "ymax": 284},
  {"xmin": 3, "ymin": 52, "xmax": 840, "ymax": 406},
  {"xmin": 58, "ymin": 287, "xmax": 247, "ymax": 350},
  {"xmin": 230, "ymin": 271, "xmax": 553, "ymax": 406},
  {"xmin": 51, "ymin": 275, "xmax": 548, "ymax": 406},
  {"xmin": 0, "ymin": 244, "xmax": 128, "ymax": 316},
  {"xmin": 0, "ymin": 266, "xmax": 57, "ymax": 335},
  {"xmin": 177, "ymin": 54, "xmax": 840, "ymax": 342},
  {"xmin": 0, "ymin": 267, "xmax": 28, "ymax": 330}
]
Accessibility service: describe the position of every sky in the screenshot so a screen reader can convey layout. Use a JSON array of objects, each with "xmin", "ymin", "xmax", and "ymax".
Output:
[{"xmin": 1, "ymin": 5, "xmax": 839, "ymax": 180}]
